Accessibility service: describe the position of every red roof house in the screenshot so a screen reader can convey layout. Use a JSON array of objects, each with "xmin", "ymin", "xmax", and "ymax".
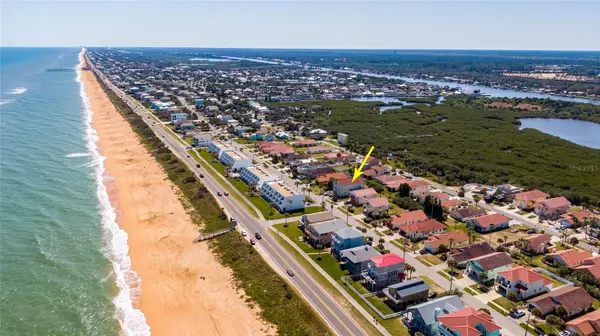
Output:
[
  {"xmin": 534, "ymin": 197, "xmax": 572, "ymax": 218},
  {"xmin": 470, "ymin": 213, "xmax": 511, "ymax": 233},
  {"xmin": 400, "ymin": 219, "xmax": 447, "ymax": 241},
  {"xmin": 388, "ymin": 210, "xmax": 429, "ymax": 229},
  {"xmin": 514, "ymin": 190, "xmax": 550, "ymax": 209},
  {"xmin": 551, "ymin": 249, "xmax": 593, "ymax": 268},
  {"xmin": 424, "ymin": 230, "xmax": 469, "ymax": 254},
  {"xmin": 437, "ymin": 307, "xmax": 501, "ymax": 336},
  {"xmin": 496, "ymin": 266, "xmax": 552, "ymax": 300}
]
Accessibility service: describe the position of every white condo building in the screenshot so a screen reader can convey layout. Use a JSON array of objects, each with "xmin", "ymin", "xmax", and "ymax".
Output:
[
  {"xmin": 260, "ymin": 181, "xmax": 305, "ymax": 212},
  {"xmin": 220, "ymin": 150, "xmax": 252, "ymax": 171},
  {"xmin": 208, "ymin": 140, "xmax": 231, "ymax": 160},
  {"xmin": 240, "ymin": 165, "xmax": 276, "ymax": 188}
]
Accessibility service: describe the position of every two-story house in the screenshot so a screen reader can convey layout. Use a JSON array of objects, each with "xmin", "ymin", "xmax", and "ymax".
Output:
[
  {"xmin": 300, "ymin": 211, "xmax": 335, "ymax": 229},
  {"xmin": 405, "ymin": 295, "xmax": 464, "ymax": 336},
  {"xmin": 362, "ymin": 253, "xmax": 405, "ymax": 291},
  {"xmin": 364, "ymin": 197, "xmax": 390, "ymax": 217},
  {"xmin": 388, "ymin": 210, "xmax": 429, "ymax": 230},
  {"xmin": 550, "ymin": 249, "xmax": 593, "ymax": 268},
  {"xmin": 528, "ymin": 286, "xmax": 594, "ymax": 318},
  {"xmin": 304, "ymin": 219, "xmax": 347, "ymax": 247},
  {"xmin": 495, "ymin": 266, "xmax": 552, "ymax": 300},
  {"xmin": 574, "ymin": 256, "xmax": 600, "ymax": 280},
  {"xmin": 514, "ymin": 190, "xmax": 550, "ymax": 210},
  {"xmin": 340, "ymin": 245, "xmax": 381, "ymax": 274},
  {"xmin": 383, "ymin": 278, "xmax": 430, "ymax": 310},
  {"xmin": 534, "ymin": 197, "xmax": 572, "ymax": 218},
  {"xmin": 466, "ymin": 252, "xmax": 513, "ymax": 282},
  {"xmin": 333, "ymin": 177, "xmax": 365, "ymax": 197},
  {"xmin": 437, "ymin": 307, "xmax": 501, "ymax": 336},
  {"xmin": 400, "ymin": 219, "xmax": 447, "ymax": 241},
  {"xmin": 520, "ymin": 234, "xmax": 552, "ymax": 255},
  {"xmin": 331, "ymin": 227, "xmax": 364, "ymax": 258},
  {"xmin": 425, "ymin": 231, "xmax": 469, "ymax": 254},
  {"xmin": 192, "ymin": 132, "xmax": 213, "ymax": 148},
  {"xmin": 448, "ymin": 242, "xmax": 495, "ymax": 268},
  {"xmin": 349, "ymin": 188, "xmax": 378, "ymax": 206}
]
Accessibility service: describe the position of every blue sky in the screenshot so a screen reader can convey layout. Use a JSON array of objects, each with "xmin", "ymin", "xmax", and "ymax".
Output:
[{"xmin": 2, "ymin": 1, "xmax": 599, "ymax": 50}]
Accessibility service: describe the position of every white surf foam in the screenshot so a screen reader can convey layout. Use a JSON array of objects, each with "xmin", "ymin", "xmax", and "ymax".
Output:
[
  {"xmin": 66, "ymin": 152, "xmax": 91, "ymax": 158},
  {"xmin": 7, "ymin": 87, "xmax": 28, "ymax": 95},
  {"xmin": 0, "ymin": 99, "xmax": 14, "ymax": 106},
  {"xmin": 76, "ymin": 49, "xmax": 151, "ymax": 336}
]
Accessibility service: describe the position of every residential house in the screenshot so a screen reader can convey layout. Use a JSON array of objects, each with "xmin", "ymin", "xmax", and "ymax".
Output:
[
  {"xmin": 293, "ymin": 139, "xmax": 318, "ymax": 147},
  {"xmin": 315, "ymin": 172, "xmax": 348, "ymax": 184},
  {"xmin": 560, "ymin": 209, "xmax": 600, "ymax": 228},
  {"xmin": 514, "ymin": 190, "xmax": 550, "ymax": 210},
  {"xmin": 448, "ymin": 242, "xmax": 496, "ymax": 267},
  {"xmin": 465, "ymin": 252, "xmax": 513, "ymax": 282},
  {"xmin": 520, "ymin": 234, "xmax": 552, "ymax": 255},
  {"xmin": 304, "ymin": 219, "xmax": 347, "ymax": 247},
  {"xmin": 566, "ymin": 309, "xmax": 600, "ymax": 336},
  {"xmin": 528, "ymin": 286, "xmax": 594, "ymax": 318},
  {"xmin": 437, "ymin": 307, "xmax": 501, "ymax": 336},
  {"xmin": 192, "ymin": 132, "xmax": 213, "ymax": 147},
  {"xmin": 495, "ymin": 266, "xmax": 552, "ymax": 300},
  {"xmin": 307, "ymin": 146, "xmax": 332, "ymax": 155},
  {"xmin": 551, "ymin": 249, "xmax": 593, "ymax": 268},
  {"xmin": 406, "ymin": 179, "xmax": 431, "ymax": 197},
  {"xmin": 240, "ymin": 165, "xmax": 276, "ymax": 188},
  {"xmin": 178, "ymin": 122, "xmax": 195, "ymax": 132},
  {"xmin": 425, "ymin": 231, "xmax": 469, "ymax": 254},
  {"xmin": 451, "ymin": 207, "xmax": 488, "ymax": 223},
  {"xmin": 383, "ymin": 278, "xmax": 430, "ymax": 310},
  {"xmin": 260, "ymin": 181, "xmax": 305, "ymax": 213},
  {"xmin": 300, "ymin": 211, "xmax": 335, "ymax": 228},
  {"xmin": 441, "ymin": 199, "xmax": 462, "ymax": 211},
  {"xmin": 220, "ymin": 150, "xmax": 252, "ymax": 171},
  {"xmin": 388, "ymin": 210, "xmax": 429, "ymax": 230},
  {"xmin": 349, "ymin": 188, "xmax": 378, "ymax": 206},
  {"xmin": 376, "ymin": 175, "xmax": 410, "ymax": 191},
  {"xmin": 400, "ymin": 219, "xmax": 447, "ymax": 241},
  {"xmin": 333, "ymin": 177, "xmax": 365, "ymax": 198},
  {"xmin": 362, "ymin": 253, "xmax": 405, "ymax": 291},
  {"xmin": 309, "ymin": 128, "xmax": 328, "ymax": 139},
  {"xmin": 340, "ymin": 245, "xmax": 381, "ymax": 274},
  {"xmin": 574, "ymin": 256, "xmax": 600, "ymax": 280},
  {"xmin": 371, "ymin": 165, "xmax": 389, "ymax": 175},
  {"xmin": 331, "ymin": 227, "xmax": 365, "ymax": 258},
  {"xmin": 364, "ymin": 197, "xmax": 390, "ymax": 216},
  {"xmin": 205, "ymin": 105, "xmax": 219, "ymax": 114},
  {"xmin": 496, "ymin": 184, "xmax": 523, "ymax": 201},
  {"xmin": 534, "ymin": 197, "xmax": 572, "ymax": 218},
  {"xmin": 324, "ymin": 152, "xmax": 353, "ymax": 164},
  {"xmin": 468, "ymin": 213, "xmax": 511, "ymax": 233},
  {"xmin": 404, "ymin": 295, "xmax": 465, "ymax": 336},
  {"xmin": 169, "ymin": 111, "xmax": 188, "ymax": 122},
  {"xmin": 364, "ymin": 156, "xmax": 380, "ymax": 168}
]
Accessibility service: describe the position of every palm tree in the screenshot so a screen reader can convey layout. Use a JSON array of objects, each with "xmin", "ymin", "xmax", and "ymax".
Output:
[
  {"xmin": 497, "ymin": 238, "xmax": 504, "ymax": 245},
  {"xmin": 284, "ymin": 213, "xmax": 290, "ymax": 227},
  {"xmin": 378, "ymin": 238, "xmax": 385, "ymax": 245},
  {"xmin": 449, "ymin": 237, "xmax": 456, "ymax": 250},
  {"xmin": 405, "ymin": 263, "xmax": 415, "ymax": 280},
  {"xmin": 448, "ymin": 259, "xmax": 458, "ymax": 291}
]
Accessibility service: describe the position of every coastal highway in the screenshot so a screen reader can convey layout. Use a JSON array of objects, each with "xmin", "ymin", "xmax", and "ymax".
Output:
[{"xmin": 87, "ymin": 60, "xmax": 367, "ymax": 336}]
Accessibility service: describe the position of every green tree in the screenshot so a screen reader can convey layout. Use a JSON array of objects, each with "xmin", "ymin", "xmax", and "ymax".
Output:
[
  {"xmin": 507, "ymin": 292, "xmax": 518, "ymax": 302},
  {"xmin": 531, "ymin": 307, "xmax": 542, "ymax": 319},
  {"xmin": 569, "ymin": 237, "xmax": 579, "ymax": 246},
  {"xmin": 399, "ymin": 183, "xmax": 411, "ymax": 198},
  {"xmin": 546, "ymin": 314, "xmax": 564, "ymax": 327},
  {"xmin": 555, "ymin": 305, "xmax": 568, "ymax": 320}
]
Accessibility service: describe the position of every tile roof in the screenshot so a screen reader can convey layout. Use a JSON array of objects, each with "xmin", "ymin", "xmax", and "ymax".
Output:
[
  {"xmin": 371, "ymin": 253, "xmax": 404, "ymax": 268},
  {"xmin": 441, "ymin": 199, "xmax": 462, "ymax": 209},
  {"xmin": 336, "ymin": 177, "xmax": 364, "ymax": 187},
  {"xmin": 450, "ymin": 242, "xmax": 496, "ymax": 264},
  {"xmin": 566, "ymin": 308, "xmax": 600, "ymax": 336},
  {"xmin": 316, "ymin": 172, "xmax": 348, "ymax": 183},
  {"xmin": 453, "ymin": 207, "xmax": 488, "ymax": 218},
  {"xmin": 309, "ymin": 219, "xmax": 348, "ymax": 235},
  {"xmin": 515, "ymin": 190, "xmax": 550, "ymax": 202},
  {"xmin": 538, "ymin": 196, "xmax": 572, "ymax": 210},
  {"xmin": 406, "ymin": 179, "xmax": 430, "ymax": 189},
  {"xmin": 366, "ymin": 197, "xmax": 390, "ymax": 208},
  {"xmin": 389, "ymin": 210, "xmax": 429, "ymax": 228},
  {"xmin": 349, "ymin": 188, "xmax": 378, "ymax": 198},
  {"xmin": 407, "ymin": 295, "xmax": 464, "ymax": 326},
  {"xmin": 497, "ymin": 266, "xmax": 552, "ymax": 286},
  {"xmin": 294, "ymin": 139, "xmax": 317, "ymax": 146},
  {"xmin": 472, "ymin": 213, "xmax": 511, "ymax": 228},
  {"xmin": 402, "ymin": 219, "xmax": 447, "ymax": 233},
  {"xmin": 469, "ymin": 252, "xmax": 513, "ymax": 271},
  {"xmin": 523, "ymin": 234, "xmax": 551, "ymax": 251},
  {"xmin": 551, "ymin": 249, "xmax": 593, "ymax": 268},
  {"xmin": 302, "ymin": 211, "xmax": 335, "ymax": 225},
  {"xmin": 528, "ymin": 286, "xmax": 594, "ymax": 315},
  {"xmin": 560, "ymin": 210, "xmax": 600, "ymax": 225},
  {"xmin": 437, "ymin": 307, "xmax": 501, "ymax": 336},
  {"xmin": 426, "ymin": 231, "xmax": 469, "ymax": 250}
]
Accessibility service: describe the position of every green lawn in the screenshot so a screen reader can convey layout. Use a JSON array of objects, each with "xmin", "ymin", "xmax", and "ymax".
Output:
[
  {"xmin": 366, "ymin": 296, "xmax": 395, "ymax": 315},
  {"xmin": 273, "ymin": 222, "xmax": 319, "ymax": 253},
  {"xmin": 487, "ymin": 301, "xmax": 508, "ymax": 316},
  {"xmin": 467, "ymin": 284, "xmax": 483, "ymax": 294},
  {"xmin": 310, "ymin": 253, "xmax": 348, "ymax": 280},
  {"xmin": 464, "ymin": 287, "xmax": 479, "ymax": 296},
  {"xmin": 417, "ymin": 254, "xmax": 442, "ymax": 266},
  {"xmin": 184, "ymin": 137, "xmax": 194, "ymax": 144},
  {"xmin": 492, "ymin": 297, "xmax": 524, "ymax": 312},
  {"xmin": 198, "ymin": 149, "xmax": 227, "ymax": 175},
  {"xmin": 420, "ymin": 276, "xmax": 445, "ymax": 293}
]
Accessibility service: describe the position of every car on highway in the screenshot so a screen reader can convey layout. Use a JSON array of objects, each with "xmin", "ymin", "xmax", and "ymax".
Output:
[
  {"xmin": 241, "ymin": 230, "xmax": 247, "ymax": 236},
  {"xmin": 428, "ymin": 292, "xmax": 437, "ymax": 299},
  {"xmin": 196, "ymin": 164, "xmax": 201, "ymax": 168},
  {"xmin": 286, "ymin": 269, "xmax": 294, "ymax": 276},
  {"xmin": 510, "ymin": 310, "xmax": 525, "ymax": 318},
  {"xmin": 186, "ymin": 155, "xmax": 190, "ymax": 158},
  {"xmin": 249, "ymin": 238, "xmax": 255, "ymax": 245},
  {"xmin": 199, "ymin": 173, "xmax": 204, "ymax": 178},
  {"xmin": 217, "ymin": 192, "xmax": 222, "ymax": 196},
  {"xmin": 255, "ymin": 232, "xmax": 262, "ymax": 240},
  {"xmin": 223, "ymin": 192, "xmax": 229, "ymax": 196}
]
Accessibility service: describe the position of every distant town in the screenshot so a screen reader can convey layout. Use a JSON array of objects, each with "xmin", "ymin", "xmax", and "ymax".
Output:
[{"xmin": 88, "ymin": 48, "xmax": 600, "ymax": 336}]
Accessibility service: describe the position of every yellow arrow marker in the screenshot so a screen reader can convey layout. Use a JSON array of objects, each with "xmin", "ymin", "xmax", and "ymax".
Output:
[{"xmin": 352, "ymin": 146, "xmax": 375, "ymax": 182}]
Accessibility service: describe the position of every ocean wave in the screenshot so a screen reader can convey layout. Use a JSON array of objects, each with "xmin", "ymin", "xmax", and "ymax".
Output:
[
  {"xmin": 7, "ymin": 87, "xmax": 28, "ymax": 95},
  {"xmin": 66, "ymin": 152, "xmax": 91, "ymax": 158},
  {"xmin": 0, "ymin": 99, "xmax": 14, "ymax": 105},
  {"xmin": 76, "ymin": 49, "xmax": 151, "ymax": 336}
]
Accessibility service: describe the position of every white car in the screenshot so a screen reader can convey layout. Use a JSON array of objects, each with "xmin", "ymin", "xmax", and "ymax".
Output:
[
  {"xmin": 241, "ymin": 229, "xmax": 247, "ymax": 237},
  {"xmin": 559, "ymin": 331, "xmax": 570, "ymax": 336}
]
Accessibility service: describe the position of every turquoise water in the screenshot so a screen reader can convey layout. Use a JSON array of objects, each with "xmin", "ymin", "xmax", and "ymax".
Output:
[{"xmin": 0, "ymin": 48, "xmax": 120, "ymax": 335}]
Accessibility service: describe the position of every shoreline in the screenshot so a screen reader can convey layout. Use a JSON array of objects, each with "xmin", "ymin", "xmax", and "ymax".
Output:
[{"xmin": 79, "ymin": 50, "xmax": 272, "ymax": 336}]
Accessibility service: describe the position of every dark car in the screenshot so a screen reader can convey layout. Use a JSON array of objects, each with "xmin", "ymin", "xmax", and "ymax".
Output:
[
  {"xmin": 217, "ymin": 192, "xmax": 222, "ymax": 196},
  {"xmin": 224, "ymin": 192, "xmax": 229, "ymax": 196},
  {"xmin": 527, "ymin": 229, "xmax": 537, "ymax": 234},
  {"xmin": 186, "ymin": 155, "xmax": 190, "ymax": 158},
  {"xmin": 199, "ymin": 173, "xmax": 204, "ymax": 178},
  {"xmin": 419, "ymin": 249, "xmax": 427, "ymax": 255},
  {"xmin": 250, "ymin": 238, "xmax": 255, "ymax": 245},
  {"xmin": 428, "ymin": 292, "xmax": 437, "ymax": 299},
  {"xmin": 196, "ymin": 164, "xmax": 201, "ymax": 168},
  {"xmin": 255, "ymin": 232, "xmax": 262, "ymax": 240}
]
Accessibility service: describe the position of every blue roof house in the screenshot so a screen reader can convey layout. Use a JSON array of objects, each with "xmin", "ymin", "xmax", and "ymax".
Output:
[
  {"xmin": 404, "ymin": 295, "xmax": 464, "ymax": 336},
  {"xmin": 331, "ymin": 227, "xmax": 365, "ymax": 258}
]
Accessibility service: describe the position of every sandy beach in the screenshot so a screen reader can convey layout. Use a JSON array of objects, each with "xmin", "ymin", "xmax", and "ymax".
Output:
[{"xmin": 81, "ymin": 53, "xmax": 272, "ymax": 336}]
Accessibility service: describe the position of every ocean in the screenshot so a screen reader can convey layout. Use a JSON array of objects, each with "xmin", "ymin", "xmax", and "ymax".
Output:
[{"xmin": 0, "ymin": 48, "xmax": 147, "ymax": 335}]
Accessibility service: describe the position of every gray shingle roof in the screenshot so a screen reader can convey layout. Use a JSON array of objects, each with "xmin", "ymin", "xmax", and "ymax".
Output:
[
  {"xmin": 302, "ymin": 211, "xmax": 335, "ymax": 225},
  {"xmin": 340, "ymin": 245, "xmax": 381, "ymax": 264},
  {"xmin": 310, "ymin": 219, "xmax": 347, "ymax": 235},
  {"xmin": 334, "ymin": 227, "xmax": 364, "ymax": 240},
  {"xmin": 388, "ymin": 278, "xmax": 430, "ymax": 298},
  {"xmin": 407, "ymin": 295, "xmax": 464, "ymax": 325}
]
